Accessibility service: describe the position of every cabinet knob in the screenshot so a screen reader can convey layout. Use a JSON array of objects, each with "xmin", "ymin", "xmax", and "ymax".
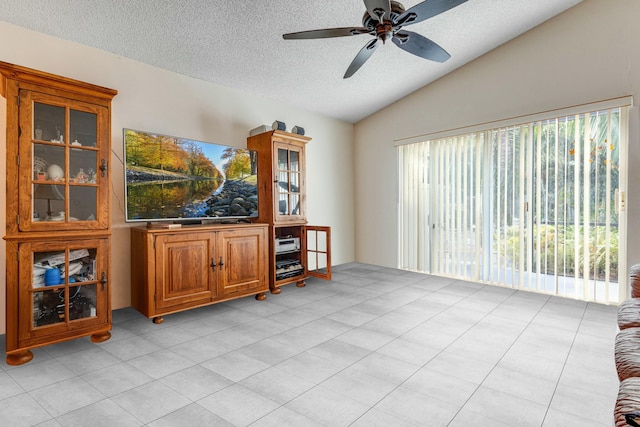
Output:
[
  {"xmin": 219, "ymin": 256, "xmax": 224, "ymax": 270},
  {"xmin": 100, "ymin": 159, "xmax": 108, "ymax": 177},
  {"xmin": 100, "ymin": 272, "xmax": 107, "ymax": 290},
  {"xmin": 210, "ymin": 258, "xmax": 216, "ymax": 271}
]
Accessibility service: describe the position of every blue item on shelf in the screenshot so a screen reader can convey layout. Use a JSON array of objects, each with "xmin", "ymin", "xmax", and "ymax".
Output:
[{"xmin": 44, "ymin": 268, "xmax": 60, "ymax": 286}]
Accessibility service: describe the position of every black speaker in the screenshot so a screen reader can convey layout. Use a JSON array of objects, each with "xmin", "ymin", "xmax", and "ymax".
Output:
[{"xmin": 272, "ymin": 120, "xmax": 286, "ymax": 131}]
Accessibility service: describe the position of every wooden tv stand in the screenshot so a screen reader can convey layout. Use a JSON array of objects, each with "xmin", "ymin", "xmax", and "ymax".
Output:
[{"xmin": 130, "ymin": 223, "xmax": 269, "ymax": 323}]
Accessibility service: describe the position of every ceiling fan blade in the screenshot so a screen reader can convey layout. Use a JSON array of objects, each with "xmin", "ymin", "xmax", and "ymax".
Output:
[
  {"xmin": 283, "ymin": 27, "xmax": 370, "ymax": 40},
  {"xmin": 364, "ymin": 0, "xmax": 391, "ymax": 22},
  {"xmin": 392, "ymin": 30, "xmax": 450, "ymax": 62},
  {"xmin": 344, "ymin": 39, "xmax": 379, "ymax": 79},
  {"xmin": 396, "ymin": 0, "xmax": 468, "ymax": 27}
]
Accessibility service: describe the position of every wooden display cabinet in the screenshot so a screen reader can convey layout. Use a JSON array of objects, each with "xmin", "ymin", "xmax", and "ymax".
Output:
[
  {"xmin": 1, "ymin": 61, "xmax": 117, "ymax": 365},
  {"xmin": 248, "ymin": 130, "xmax": 309, "ymax": 225},
  {"xmin": 130, "ymin": 223, "xmax": 269, "ymax": 324},
  {"xmin": 247, "ymin": 130, "xmax": 331, "ymax": 293}
]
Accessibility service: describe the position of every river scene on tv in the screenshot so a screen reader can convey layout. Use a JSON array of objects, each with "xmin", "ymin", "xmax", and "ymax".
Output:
[{"xmin": 124, "ymin": 129, "xmax": 258, "ymax": 221}]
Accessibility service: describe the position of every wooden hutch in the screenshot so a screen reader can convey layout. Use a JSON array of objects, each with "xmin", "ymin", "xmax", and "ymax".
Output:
[
  {"xmin": 1, "ymin": 62, "xmax": 117, "ymax": 365},
  {"xmin": 247, "ymin": 130, "xmax": 331, "ymax": 293}
]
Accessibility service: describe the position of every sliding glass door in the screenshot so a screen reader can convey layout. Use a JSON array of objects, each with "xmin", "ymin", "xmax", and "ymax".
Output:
[{"xmin": 398, "ymin": 105, "xmax": 628, "ymax": 304}]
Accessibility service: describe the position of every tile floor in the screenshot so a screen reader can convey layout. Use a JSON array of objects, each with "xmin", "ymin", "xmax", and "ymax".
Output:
[{"xmin": 0, "ymin": 263, "xmax": 620, "ymax": 426}]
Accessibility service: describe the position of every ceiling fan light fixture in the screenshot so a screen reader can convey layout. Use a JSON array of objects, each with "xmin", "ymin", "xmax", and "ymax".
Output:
[{"xmin": 376, "ymin": 22, "xmax": 394, "ymax": 43}]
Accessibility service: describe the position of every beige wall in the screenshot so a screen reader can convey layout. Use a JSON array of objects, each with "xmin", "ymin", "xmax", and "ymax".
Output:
[
  {"xmin": 354, "ymin": 0, "xmax": 640, "ymax": 273},
  {"xmin": 0, "ymin": 22, "xmax": 355, "ymax": 334}
]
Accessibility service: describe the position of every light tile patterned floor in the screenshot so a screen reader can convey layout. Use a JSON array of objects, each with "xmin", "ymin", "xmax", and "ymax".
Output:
[{"xmin": 0, "ymin": 263, "xmax": 620, "ymax": 426}]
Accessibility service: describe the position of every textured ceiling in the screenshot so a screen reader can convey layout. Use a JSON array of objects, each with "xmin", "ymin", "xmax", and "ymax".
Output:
[{"xmin": 0, "ymin": 0, "xmax": 582, "ymax": 123}]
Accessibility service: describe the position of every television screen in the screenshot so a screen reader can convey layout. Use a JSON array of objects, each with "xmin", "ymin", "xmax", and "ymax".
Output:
[{"xmin": 123, "ymin": 129, "xmax": 258, "ymax": 223}]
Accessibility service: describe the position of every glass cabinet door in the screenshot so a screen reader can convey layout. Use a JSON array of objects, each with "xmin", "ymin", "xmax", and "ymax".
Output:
[
  {"xmin": 274, "ymin": 142, "xmax": 305, "ymax": 221},
  {"xmin": 19, "ymin": 239, "xmax": 108, "ymax": 341},
  {"xmin": 19, "ymin": 91, "xmax": 109, "ymax": 231}
]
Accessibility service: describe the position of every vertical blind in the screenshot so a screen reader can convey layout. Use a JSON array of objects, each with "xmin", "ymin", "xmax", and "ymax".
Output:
[{"xmin": 398, "ymin": 101, "xmax": 629, "ymax": 303}]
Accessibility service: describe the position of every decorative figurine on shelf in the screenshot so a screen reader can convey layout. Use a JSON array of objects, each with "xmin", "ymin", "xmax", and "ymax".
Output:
[
  {"xmin": 51, "ymin": 128, "xmax": 64, "ymax": 143},
  {"xmin": 76, "ymin": 168, "xmax": 88, "ymax": 183},
  {"xmin": 87, "ymin": 168, "xmax": 96, "ymax": 183}
]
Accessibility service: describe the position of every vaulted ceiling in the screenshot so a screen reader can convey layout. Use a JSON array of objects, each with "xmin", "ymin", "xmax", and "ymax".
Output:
[{"xmin": 0, "ymin": 0, "xmax": 582, "ymax": 122}]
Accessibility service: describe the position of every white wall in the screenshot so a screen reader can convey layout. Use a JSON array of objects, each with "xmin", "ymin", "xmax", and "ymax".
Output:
[
  {"xmin": 354, "ymin": 0, "xmax": 640, "ymax": 272},
  {"xmin": 0, "ymin": 22, "xmax": 355, "ymax": 334}
]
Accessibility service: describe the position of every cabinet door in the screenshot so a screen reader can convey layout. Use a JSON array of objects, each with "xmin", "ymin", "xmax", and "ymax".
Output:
[
  {"xmin": 18, "ymin": 239, "xmax": 109, "ymax": 343},
  {"xmin": 306, "ymin": 225, "xmax": 332, "ymax": 280},
  {"xmin": 154, "ymin": 232, "xmax": 217, "ymax": 309},
  {"xmin": 218, "ymin": 228, "xmax": 267, "ymax": 296},
  {"xmin": 273, "ymin": 141, "xmax": 305, "ymax": 223},
  {"xmin": 18, "ymin": 90, "xmax": 110, "ymax": 231}
]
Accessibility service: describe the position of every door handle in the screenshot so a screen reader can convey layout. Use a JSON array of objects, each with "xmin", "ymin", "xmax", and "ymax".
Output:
[
  {"xmin": 219, "ymin": 256, "xmax": 224, "ymax": 270},
  {"xmin": 210, "ymin": 258, "xmax": 216, "ymax": 271},
  {"xmin": 100, "ymin": 159, "xmax": 108, "ymax": 177}
]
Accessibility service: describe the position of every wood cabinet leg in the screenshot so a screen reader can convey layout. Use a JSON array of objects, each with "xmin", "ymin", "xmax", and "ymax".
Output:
[
  {"xmin": 296, "ymin": 280, "xmax": 306, "ymax": 287},
  {"xmin": 6, "ymin": 350, "xmax": 34, "ymax": 366},
  {"xmin": 90, "ymin": 331, "xmax": 112, "ymax": 343},
  {"xmin": 270, "ymin": 287, "xmax": 282, "ymax": 294},
  {"xmin": 152, "ymin": 316, "xmax": 164, "ymax": 324},
  {"xmin": 255, "ymin": 292, "xmax": 267, "ymax": 301}
]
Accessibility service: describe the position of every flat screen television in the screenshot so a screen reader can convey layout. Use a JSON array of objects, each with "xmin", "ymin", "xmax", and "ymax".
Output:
[{"xmin": 123, "ymin": 128, "xmax": 258, "ymax": 223}]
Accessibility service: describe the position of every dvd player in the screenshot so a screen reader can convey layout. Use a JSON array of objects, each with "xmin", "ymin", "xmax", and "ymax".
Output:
[
  {"xmin": 275, "ymin": 259, "xmax": 304, "ymax": 280},
  {"xmin": 275, "ymin": 236, "xmax": 300, "ymax": 253}
]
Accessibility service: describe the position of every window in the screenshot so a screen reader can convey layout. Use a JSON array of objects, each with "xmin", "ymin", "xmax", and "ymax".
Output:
[{"xmin": 398, "ymin": 99, "xmax": 630, "ymax": 303}]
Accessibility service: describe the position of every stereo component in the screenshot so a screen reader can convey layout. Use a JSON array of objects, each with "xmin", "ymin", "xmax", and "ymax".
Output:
[
  {"xmin": 275, "ymin": 259, "xmax": 304, "ymax": 280},
  {"xmin": 275, "ymin": 236, "xmax": 300, "ymax": 254}
]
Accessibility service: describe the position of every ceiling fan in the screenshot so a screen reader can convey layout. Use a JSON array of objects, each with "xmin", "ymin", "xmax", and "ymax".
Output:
[{"xmin": 283, "ymin": 0, "xmax": 468, "ymax": 78}]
